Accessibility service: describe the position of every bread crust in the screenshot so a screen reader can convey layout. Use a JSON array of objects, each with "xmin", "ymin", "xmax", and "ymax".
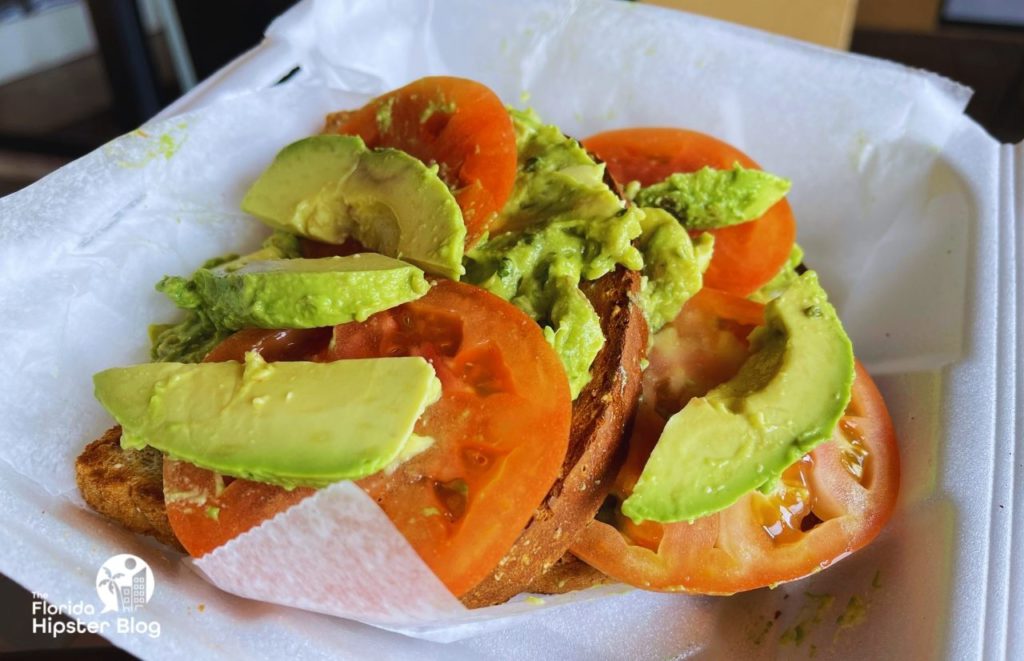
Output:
[
  {"xmin": 459, "ymin": 267, "xmax": 647, "ymax": 607},
  {"xmin": 75, "ymin": 426, "xmax": 182, "ymax": 550},
  {"xmin": 522, "ymin": 552, "xmax": 611, "ymax": 595}
]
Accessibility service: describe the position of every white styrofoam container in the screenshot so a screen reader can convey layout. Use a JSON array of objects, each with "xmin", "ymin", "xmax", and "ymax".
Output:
[{"xmin": 0, "ymin": 0, "xmax": 1020, "ymax": 658}]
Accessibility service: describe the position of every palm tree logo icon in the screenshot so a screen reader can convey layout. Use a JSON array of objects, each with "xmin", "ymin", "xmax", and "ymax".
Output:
[
  {"xmin": 95, "ymin": 554, "xmax": 155, "ymax": 613},
  {"xmin": 97, "ymin": 565, "xmax": 125, "ymax": 611}
]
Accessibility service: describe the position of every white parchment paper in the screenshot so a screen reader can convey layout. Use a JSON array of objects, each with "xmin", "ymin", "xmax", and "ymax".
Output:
[
  {"xmin": 191, "ymin": 482, "xmax": 467, "ymax": 628},
  {"xmin": 0, "ymin": 0, "xmax": 999, "ymax": 655}
]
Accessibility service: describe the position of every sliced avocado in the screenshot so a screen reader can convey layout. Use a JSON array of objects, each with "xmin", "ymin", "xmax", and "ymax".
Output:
[
  {"xmin": 95, "ymin": 353, "xmax": 441, "ymax": 488},
  {"xmin": 151, "ymin": 232, "xmax": 302, "ymax": 363},
  {"xmin": 241, "ymin": 136, "xmax": 363, "ymax": 230},
  {"xmin": 174, "ymin": 253, "xmax": 429, "ymax": 329},
  {"xmin": 749, "ymin": 243, "xmax": 804, "ymax": 304},
  {"xmin": 633, "ymin": 164, "xmax": 790, "ymax": 230},
  {"xmin": 241, "ymin": 135, "xmax": 466, "ymax": 279},
  {"xmin": 621, "ymin": 271, "xmax": 854, "ymax": 524}
]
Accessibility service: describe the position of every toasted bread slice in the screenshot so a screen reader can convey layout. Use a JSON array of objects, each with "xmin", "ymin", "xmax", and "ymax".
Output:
[
  {"xmin": 523, "ymin": 552, "xmax": 611, "ymax": 595},
  {"xmin": 460, "ymin": 266, "xmax": 647, "ymax": 607},
  {"xmin": 75, "ymin": 426, "xmax": 183, "ymax": 550}
]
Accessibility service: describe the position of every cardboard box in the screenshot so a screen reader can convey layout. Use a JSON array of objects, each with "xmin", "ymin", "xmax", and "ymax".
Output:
[
  {"xmin": 856, "ymin": 0, "xmax": 940, "ymax": 31},
  {"xmin": 638, "ymin": 0, "xmax": 857, "ymax": 49}
]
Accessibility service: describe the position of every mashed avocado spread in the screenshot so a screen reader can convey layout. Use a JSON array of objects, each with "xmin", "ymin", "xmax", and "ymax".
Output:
[
  {"xmin": 154, "ymin": 109, "xmax": 709, "ymax": 396},
  {"xmin": 466, "ymin": 109, "xmax": 706, "ymax": 397},
  {"xmin": 636, "ymin": 208, "xmax": 713, "ymax": 332}
]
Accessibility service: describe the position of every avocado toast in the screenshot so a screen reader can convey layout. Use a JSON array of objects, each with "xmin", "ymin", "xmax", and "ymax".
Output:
[
  {"xmin": 78, "ymin": 77, "xmax": 655, "ymax": 606},
  {"xmin": 76, "ymin": 76, "xmax": 900, "ymax": 611},
  {"xmin": 76, "ymin": 266, "xmax": 645, "ymax": 605}
]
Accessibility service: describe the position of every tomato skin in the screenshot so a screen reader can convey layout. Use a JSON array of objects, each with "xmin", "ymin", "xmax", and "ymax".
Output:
[
  {"xmin": 324, "ymin": 77, "xmax": 517, "ymax": 247},
  {"xmin": 164, "ymin": 280, "xmax": 572, "ymax": 598},
  {"xmin": 571, "ymin": 286, "xmax": 899, "ymax": 594},
  {"xmin": 163, "ymin": 461, "xmax": 314, "ymax": 558},
  {"xmin": 583, "ymin": 128, "xmax": 796, "ymax": 297}
]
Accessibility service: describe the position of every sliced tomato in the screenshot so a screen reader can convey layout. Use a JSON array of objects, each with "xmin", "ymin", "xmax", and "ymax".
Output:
[
  {"xmin": 644, "ymin": 287, "xmax": 762, "ymax": 420},
  {"xmin": 324, "ymin": 76, "xmax": 517, "ymax": 247},
  {"xmin": 164, "ymin": 280, "xmax": 572, "ymax": 597},
  {"xmin": 571, "ymin": 288, "xmax": 899, "ymax": 594},
  {"xmin": 583, "ymin": 128, "xmax": 796, "ymax": 297}
]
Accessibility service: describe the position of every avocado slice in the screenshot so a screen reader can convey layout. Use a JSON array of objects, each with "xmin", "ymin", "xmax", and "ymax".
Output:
[
  {"xmin": 162, "ymin": 253, "xmax": 430, "ymax": 330},
  {"xmin": 151, "ymin": 233, "xmax": 304, "ymax": 363},
  {"xmin": 748, "ymin": 243, "xmax": 804, "ymax": 304},
  {"xmin": 633, "ymin": 164, "xmax": 790, "ymax": 230},
  {"xmin": 95, "ymin": 353, "xmax": 441, "ymax": 488},
  {"xmin": 241, "ymin": 135, "xmax": 466, "ymax": 279},
  {"xmin": 621, "ymin": 271, "xmax": 854, "ymax": 524}
]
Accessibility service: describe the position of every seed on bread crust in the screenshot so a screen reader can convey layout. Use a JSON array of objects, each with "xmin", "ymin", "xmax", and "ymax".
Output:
[{"xmin": 522, "ymin": 552, "xmax": 612, "ymax": 596}]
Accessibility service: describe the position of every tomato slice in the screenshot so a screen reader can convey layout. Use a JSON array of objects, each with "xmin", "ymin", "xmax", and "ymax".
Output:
[
  {"xmin": 164, "ymin": 280, "xmax": 571, "ymax": 597},
  {"xmin": 583, "ymin": 128, "xmax": 796, "ymax": 297},
  {"xmin": 571, "ymin": 289, "xmax": 899, "ymax": 594},
  {"xmin": 324, "ymin": 76, "xmax": 517, "ymax": 247},
  {"xmin": 643, "ymin": 287, "xmax": 762, "ymax": 420}
]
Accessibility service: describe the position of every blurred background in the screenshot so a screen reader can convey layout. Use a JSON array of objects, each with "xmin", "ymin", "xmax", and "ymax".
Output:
[
  {"xmin": 1, "ymin": 0, "xmax": 1023, "ymax": 201},
  {"xmin": 0, "ymin": 0, "xmax": 1022, "ymax": 199},
  {"xmin": 0, "ymin": 0, "xmax": 1021, "ymax": 656}
]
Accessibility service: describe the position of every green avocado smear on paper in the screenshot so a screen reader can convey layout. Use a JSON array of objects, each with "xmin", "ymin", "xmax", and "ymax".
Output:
[{"xmin": 465, "ymin": 108, "xmax": 708, "ymax": 398}]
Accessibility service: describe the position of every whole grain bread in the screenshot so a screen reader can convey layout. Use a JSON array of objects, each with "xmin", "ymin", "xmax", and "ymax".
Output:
[{"xmin": 75, "ymin": 426, "xmax": 182, "ymax": 550}]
